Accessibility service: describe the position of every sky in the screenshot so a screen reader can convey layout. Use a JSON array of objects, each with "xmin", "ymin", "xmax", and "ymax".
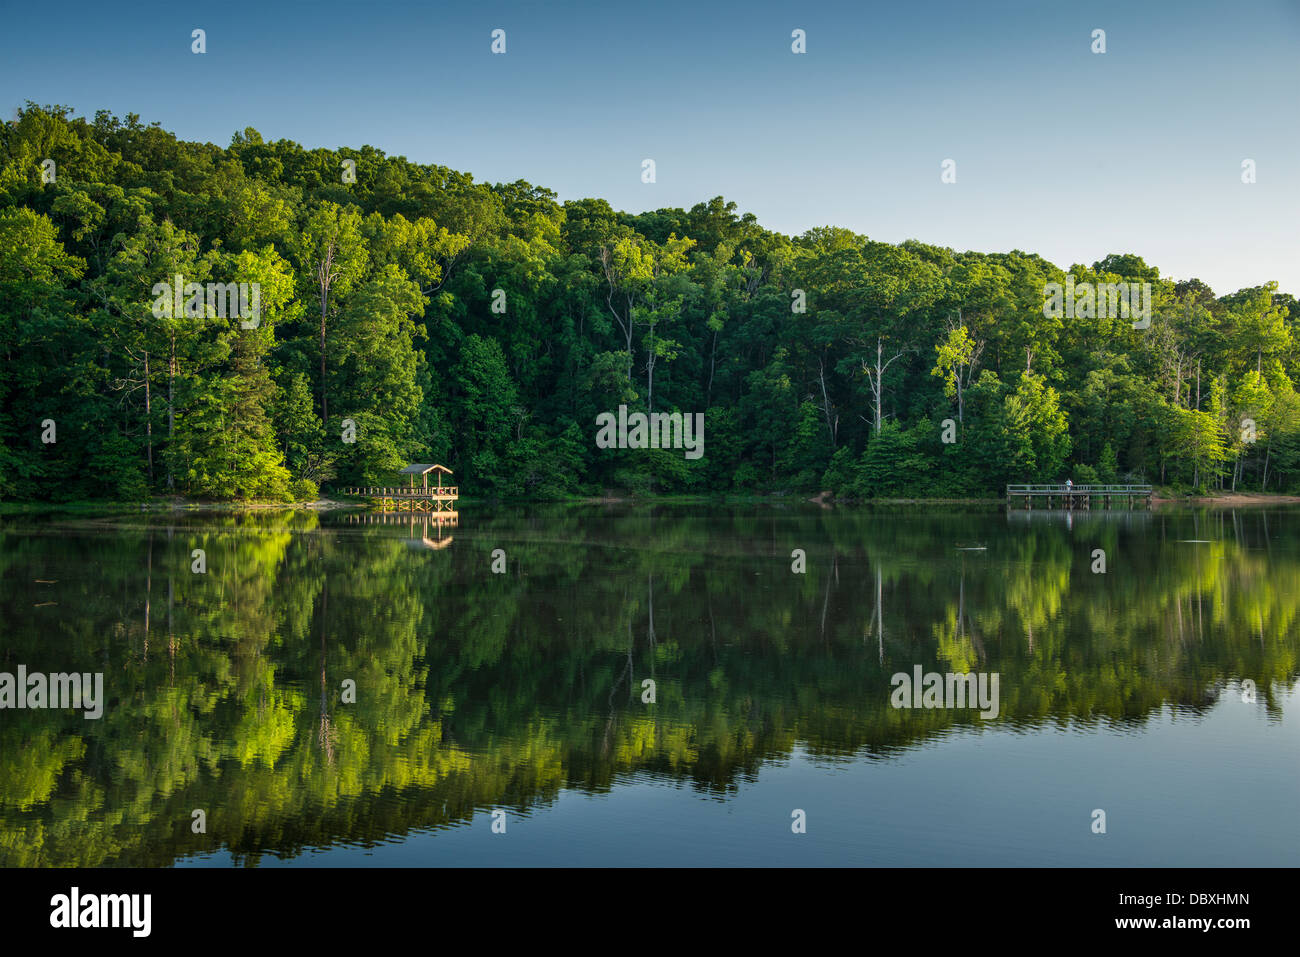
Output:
[{"xmin": 3, "ymin": 0, "xmax": 1298, "ymax": 294}]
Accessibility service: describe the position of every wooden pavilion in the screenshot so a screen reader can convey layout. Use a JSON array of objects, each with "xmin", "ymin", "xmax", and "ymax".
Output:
[{"xmin": 344, "ymin": 464, "xmax": 458, "ymax": 515}]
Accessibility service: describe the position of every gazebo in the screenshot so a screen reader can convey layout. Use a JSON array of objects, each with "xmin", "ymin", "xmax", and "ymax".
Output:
[
  {"xmin": 399, "ymin": 463, "xmax": 453, "ymax": 491},
  {"xmin": 344, "ymin": 464, "xmax": 458, "ymax": 515}
]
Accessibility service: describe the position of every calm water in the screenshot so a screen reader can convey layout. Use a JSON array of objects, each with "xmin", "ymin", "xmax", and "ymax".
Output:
[{"xmin": 1, "ymin": 505, "xmax": 1296, "ymax": 867}]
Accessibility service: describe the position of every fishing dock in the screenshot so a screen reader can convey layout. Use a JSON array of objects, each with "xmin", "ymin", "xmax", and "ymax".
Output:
[
  {"xmin": 1005, "ymin": 483, "xmax": 1153, "ymax": 510},
  {"xmin": 344, "ymin": 463, "xmax": 458, "ymax": 516}
]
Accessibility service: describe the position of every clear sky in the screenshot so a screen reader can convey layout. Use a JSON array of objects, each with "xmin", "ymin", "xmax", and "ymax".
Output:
[{"xmin": 3, "ymin": 0, "xmax": 1297, "ymax": 295}]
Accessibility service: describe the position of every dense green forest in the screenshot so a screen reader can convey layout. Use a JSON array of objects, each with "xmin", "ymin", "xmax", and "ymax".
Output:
[{"xmin": 2, "ymin": 103, "xmax": 1297, "ymax": 502}]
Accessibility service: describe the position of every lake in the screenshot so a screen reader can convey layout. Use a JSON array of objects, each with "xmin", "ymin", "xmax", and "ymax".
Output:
[{"xmin": 1, "ymin": 504, "xmax": 1296, "ymax": 867}]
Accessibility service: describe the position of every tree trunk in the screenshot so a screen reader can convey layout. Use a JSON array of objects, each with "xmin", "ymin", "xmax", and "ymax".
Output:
[
  {"xmin": 167, "ymin": 332, "xmax": 176, "ymax": 490},
  {"xmin": 874, "ymin": 339, "xmax": 883, "ymax": 432},
  {"xmin": 316, "ymin": 241, "xmax": 337, "ymax": 425},
  {"xmin": 601, "ymin": 249, "xmax": 637, "ymax": 384},
  {"xmin": 645, "ymin": 319, "xmax": 656, "ymax": 411},
  {"xmin": 143, "ymin": 352, "xmax": 154, "ymax": 486},
  {"xmin": 319, "ymin": 304, "xmax": 328, "ymax": 426},
  {"xmin": 624, "ymin": 295, "xmax": 634, "ymax": 383},
  {"xmin": 817, "ymin": 355, "xmax": 836, "ymax": 446},
  {"xmin": 862, "ymin": 336, "xmax": 907, "ymax": 434},
  {"xmin": 706, "ymin": 328, "xmax": 718, "ymax": 407}
]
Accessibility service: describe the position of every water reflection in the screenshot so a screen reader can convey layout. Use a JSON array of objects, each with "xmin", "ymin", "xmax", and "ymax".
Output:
[{"xmin": 0, "ymin": 505, "xmax": 1295, "ymax": 866}]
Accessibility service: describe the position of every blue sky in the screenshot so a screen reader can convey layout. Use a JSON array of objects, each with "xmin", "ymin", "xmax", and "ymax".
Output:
[{"xmin": 3, "ymin": 0, "xmax": 1297, "ymax": 294}]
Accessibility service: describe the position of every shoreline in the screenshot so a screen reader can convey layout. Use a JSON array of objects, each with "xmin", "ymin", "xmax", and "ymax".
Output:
[
  {"xmin": 5, "ymin": 491, "xmax": 1300, "ymax": 513},
  {"xmin": 1150, "ymin": 492, "xmax": 1300, "ymax": 505}
]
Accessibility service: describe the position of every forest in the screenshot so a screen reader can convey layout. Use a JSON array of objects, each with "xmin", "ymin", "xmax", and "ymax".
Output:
[{"xmin": 1, "ymin": 103, "xmax": 1297, "ymax": 502}]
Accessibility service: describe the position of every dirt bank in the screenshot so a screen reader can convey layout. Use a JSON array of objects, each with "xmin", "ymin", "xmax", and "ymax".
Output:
[{"xmin": 1152, "ymin": 492, "xmax": 1300, "ymax": 506}]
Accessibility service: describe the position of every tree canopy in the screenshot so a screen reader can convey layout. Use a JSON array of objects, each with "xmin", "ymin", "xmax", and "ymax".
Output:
[{"xmin": 2, "ymin": 104, "xmax": 1296, "ymax": 501}]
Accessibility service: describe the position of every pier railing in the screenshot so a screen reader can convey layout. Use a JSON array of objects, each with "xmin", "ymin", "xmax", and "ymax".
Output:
[
  {"xmin": 341, "ymin": 486, "xmax": 459, "ymax": 513},
  {"xmin": 343, "ymin": 486, "xmax": 457, "ymax": 498},
  {"xmin": 1006, "ymin": 483, "xmax": 1153, "ymax": 510}
]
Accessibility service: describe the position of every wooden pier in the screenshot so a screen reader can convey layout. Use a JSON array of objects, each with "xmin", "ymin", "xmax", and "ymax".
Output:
[
  {"xmin": 1006, "ymin": 483, "xmax": 1153, "ymax": 510},
  {"xmin": 344, "ymin": 464, "xmax": 458, "ymax": 515}
]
